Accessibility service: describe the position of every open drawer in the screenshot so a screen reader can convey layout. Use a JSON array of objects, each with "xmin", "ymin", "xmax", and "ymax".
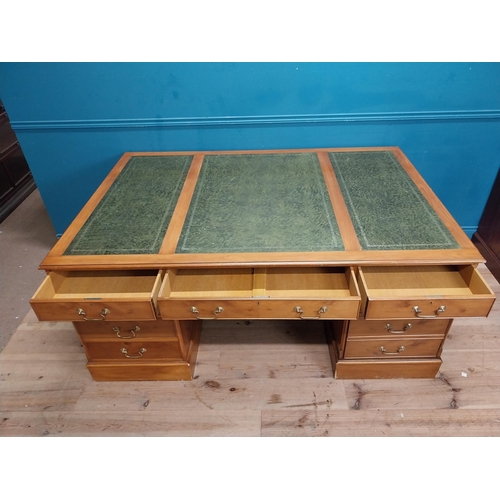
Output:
[
  {"xmin": 157, "ymin": 267, "xmax": 360, "ymax": 320},
  {"xmin": 30, "ymin": 270, "xmax": 163, "ymax": 321},
  {"xmin": 358, "ymin": 265, "xmax": 496, "ymax": 319},
  {"xmin": 256, "ymin": 267, "xmax": 360, "ymax": 319},
  {"xmin": 158, "ymin": 268, "xmax": 258, "ymax": 319}
]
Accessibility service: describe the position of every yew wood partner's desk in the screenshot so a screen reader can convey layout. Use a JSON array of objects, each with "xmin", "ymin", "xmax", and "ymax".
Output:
[{"xmin": 30, "ymin": 148, "xmax": 496, "ymax": 381}]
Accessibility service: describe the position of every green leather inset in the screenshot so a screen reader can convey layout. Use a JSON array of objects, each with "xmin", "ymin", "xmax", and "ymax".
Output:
[
  {"xmin": 176, "ymin": 153, "xmax": 344, "ymax": 254},
  {"xmin": 64, "ymin": 155, "xmax": 192, "ymax": 255},
  {"xmin": 329, "ymin": 151, "xmax": 459, "ymax": 251}
]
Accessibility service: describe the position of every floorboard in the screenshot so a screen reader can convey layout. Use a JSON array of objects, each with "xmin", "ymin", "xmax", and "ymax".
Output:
[{"xmin": 261, "ymin": 408, "xmax": 500, "ymax": 436}]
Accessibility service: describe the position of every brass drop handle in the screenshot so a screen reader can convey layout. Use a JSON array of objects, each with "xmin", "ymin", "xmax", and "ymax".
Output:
[
  {"xmin": 385, "ymin": 323, "xmax": 412, "ymax": 334},
  {"xmin": 380, "ymin": 346, "xmax": 405, "ymax": 355},
  {"xmin": 295, "ymin": 306, "xmax": 328, "ymax": 319},
  {"xmin": 190, "ymin": 306, "xmax": 224, "ymax": 320},
  {"xmin": 120, "ymin": 347, "xmax": 146, "ymax": 359},
  {"xmin": 113, "ymin": 325, "xmax": 140, "ymax": 339},
  {"xmin": 77, "ymin": 308, "xmax": 110, "ymax": 321},
  {"xmin": 413, "ymin": 305, "xmax": 446, "ymax": 318}
]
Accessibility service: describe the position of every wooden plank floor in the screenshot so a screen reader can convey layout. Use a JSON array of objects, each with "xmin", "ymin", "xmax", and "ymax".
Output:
[{"xmin": 1, "ymin": 264, "xmax": 499, "ymax": 437}]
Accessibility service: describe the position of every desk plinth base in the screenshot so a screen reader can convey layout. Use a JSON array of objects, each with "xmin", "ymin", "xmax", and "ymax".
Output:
[
  {"xmin": 334, "ymin": 358, "xmax": 442, "ymax": 379},
  {"xmin": 87, "ymin": 360, "xmax": 196, "ymax": 381}
]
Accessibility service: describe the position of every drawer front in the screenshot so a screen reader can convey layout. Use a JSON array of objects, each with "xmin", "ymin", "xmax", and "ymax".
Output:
[
  {"xmin": 364, "ymin": 298, "xmax": 494, "ymax": 320},
  {"xmin": 359, "ymin": 265, "xmax": 496, "ymax": 320},
  {"xmin": 31, "ymin": 299, "xmax": 157, "ymax": 322},
  {"xmin": 348, "ymin": 319, "xmax": 450, "ymax": 337},
  {"xmin": 344, "ymin": 337, "xmax": 443, "ymax": 359},
  {"xmin": 159, "ymin": 299, "xmax": 259, "ymax": 320},
  {"xmin": 30, "ymin": 270, "xmax": 163, "ymax": 322},
  {"xmin": 258, "ymin": 299, "xmax": 360, "ymax": 319},
  {"xmin": 84, "ymin": 340, "xmax": 183, "ymax": 361},
  {"xmin": 74, "ymin": 320, "xmax": 177, "ymax": 340},
  {"xmin": 158, "ymin": 266, "xmax": 361, "ymax": 320}
]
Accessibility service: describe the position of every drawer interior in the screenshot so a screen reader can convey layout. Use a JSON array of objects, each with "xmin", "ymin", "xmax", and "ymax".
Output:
[
  {"xmin": 35, "ymin": 270, "xmax": 161, "ymax": 300},
  {"xmin": 359, "ymin": 265, "xmax": 492, "ymax": 298},
  {"xmin": 163, "ymin": 269, "xmax": 254, "ymax": 299},
  {"xmin": 260, "ymin": 267, "xmax": 356, "ymax": 298},
  {"xmin": 161, "ymin": 267, "xmax": 358, "ymax": 300}
]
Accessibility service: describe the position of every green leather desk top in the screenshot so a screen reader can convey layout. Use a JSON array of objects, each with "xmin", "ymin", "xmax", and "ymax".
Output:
[{"xmin": 42, "ymin": 147, "xmax": 480, "ymax": 270}]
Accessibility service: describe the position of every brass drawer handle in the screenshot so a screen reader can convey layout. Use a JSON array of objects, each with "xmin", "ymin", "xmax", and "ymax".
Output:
[
  {"xmin": 190, "ymin": 306, "xmax": 224, "ymax": 320},
  {"xmin": 385, "ymin": 323, "xmax": 412, "ymax": 334},
  {"xmin": 380, "ymin": 346, "xmax": 405, "ymax": 355},
  {"xmin": 120, "ymin": 347, "xmax": 146, "ymax": 359},
  {"xmin": 77, "ymin": 308, "xmax": 110, "ymax": 321},
  {"xmin": 113, "ymin": 325, "xmax": 140, "ymax": 339},
  {"xmin": 295, "ymin": 306, "xmax": 328, "ymax": 319},
  {"xmin": 413, "ymin": 305, "xmax": 446, "ymax": 318}
]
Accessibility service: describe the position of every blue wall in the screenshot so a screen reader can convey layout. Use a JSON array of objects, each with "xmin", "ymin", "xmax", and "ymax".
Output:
[{"xmin": 1, "ymin": 62, "xmax": 499, "ymax": 236}]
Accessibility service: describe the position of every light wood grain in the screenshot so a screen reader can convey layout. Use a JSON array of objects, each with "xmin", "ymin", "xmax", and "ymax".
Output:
[
  {"xmin": 1, "ymin": 265, "xmax": 498, "ymax": 436},
  {"xmin": 38, "ymin": 247, "xmax": 486, "ymax": 271},
  {"xmin": 317, "ymin": 151, "xmax": 361, "ymax": 252},
  {"xmin": 159, "ymin": 154, "xmax": 204, "ymax": 254}
]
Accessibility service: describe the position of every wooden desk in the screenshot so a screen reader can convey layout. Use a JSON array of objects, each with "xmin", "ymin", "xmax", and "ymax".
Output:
[{"xmin": 30, "ymin": 148, "xmax": 496, "ymax": 380}]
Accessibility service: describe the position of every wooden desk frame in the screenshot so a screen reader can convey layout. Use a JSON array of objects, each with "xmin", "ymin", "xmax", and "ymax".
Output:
[{"xmin": 31, "ymin": 147, "xmax": 496, "ymax": 381}]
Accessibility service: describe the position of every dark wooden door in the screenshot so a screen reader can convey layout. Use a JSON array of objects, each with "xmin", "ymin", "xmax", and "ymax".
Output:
[
  {"xmin": 473, "ymin": 167, "xmax": 500, "ymax": 282},
  {"xmin": 0, "ymin": 99, "xmax": 36, "ymax": 222}
]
